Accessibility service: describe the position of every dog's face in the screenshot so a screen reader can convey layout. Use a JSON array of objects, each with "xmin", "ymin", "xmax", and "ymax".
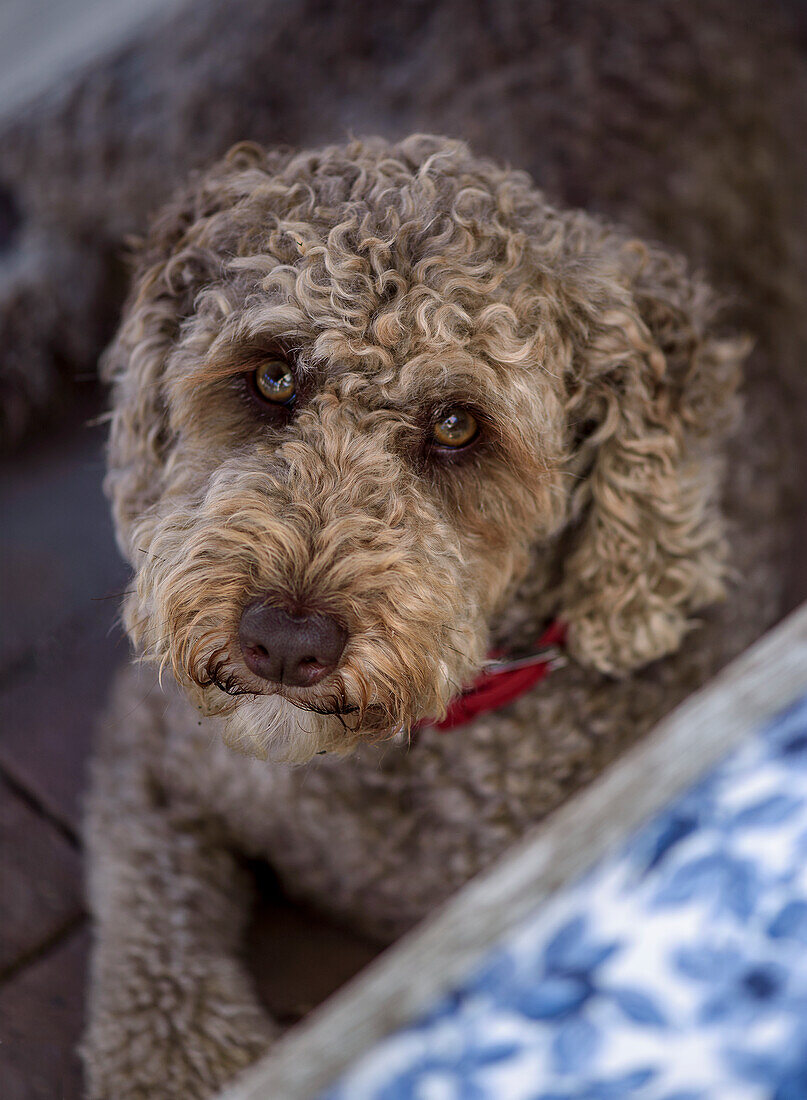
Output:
[{"xmin": 106, "ymin": 136, "xmax": 741, "ymax": 761}]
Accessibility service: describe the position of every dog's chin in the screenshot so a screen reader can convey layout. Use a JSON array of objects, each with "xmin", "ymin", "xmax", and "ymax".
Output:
[
  {"xmin": 212, "ymin": 693, "xmax": 350, "ymax": 762},
  {"xmin": 182, "ymin": 653, "xmax": 464, "ymax": 763},
  {"xmin": 213, "ymin": 692, "xmax": 409, "ymax": 764}
]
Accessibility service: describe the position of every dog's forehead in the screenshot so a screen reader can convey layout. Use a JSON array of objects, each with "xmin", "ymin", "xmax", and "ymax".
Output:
[
  {"xmin": 210, "ymin": 277, "xmax": 544, "ymax": 428},
  {"xmin": 310, "ymin": 347, "xmax": 509, "ymax": 415},
  {"xmin": 225, "ymin": 146, "xmax": 544, "ymax": 317},
  {"xmin": 191, "ymin": 143, "xmax": 566, "ymax": 417},
  {"xmin": 230, "ymin": 219, "xmax": 543, "ymax": 388},
  {"xmin": 272, "ymin": 139, "xmax": 515, "ymax": 231}
]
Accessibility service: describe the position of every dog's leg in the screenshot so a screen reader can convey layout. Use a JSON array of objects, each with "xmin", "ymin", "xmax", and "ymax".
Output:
[{"xmin": 82, "ymin": 696, "xmax": 276, "ymax": 1100}]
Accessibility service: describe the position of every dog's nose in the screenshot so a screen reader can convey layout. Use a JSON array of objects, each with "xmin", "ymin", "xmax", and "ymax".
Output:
[{"xmin": 238, "ymin": 600, "xmax": 347, "ymax": 687}]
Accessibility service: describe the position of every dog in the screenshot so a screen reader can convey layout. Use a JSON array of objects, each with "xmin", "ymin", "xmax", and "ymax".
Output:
[{"xmin": 82, "ymin": 127, "xmax": 796, "ymax": 1098}]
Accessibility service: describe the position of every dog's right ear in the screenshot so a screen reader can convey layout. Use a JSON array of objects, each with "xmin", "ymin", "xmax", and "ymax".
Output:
[
  {"xmin": 555, "ymin": 234, "xmax": 745, "ymax": 676},
  {"xmin": 104, "ymin": 143, "xmax": 267, "ymax": 560}
]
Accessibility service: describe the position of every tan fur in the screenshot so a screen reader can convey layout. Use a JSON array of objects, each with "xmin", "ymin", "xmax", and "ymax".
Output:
[
  {"xmin": 105, "ymin": 137, "xmax": 742, "ymax": 758},
  {"xmin": 84, "ymin": 133, "xmax": 789, "ymax": 1098}
]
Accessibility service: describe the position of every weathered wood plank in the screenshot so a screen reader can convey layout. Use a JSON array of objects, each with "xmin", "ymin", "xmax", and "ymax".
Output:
[
  {"xmin": 0, "ymin": 602, "xmax": 128, "ymax": 834},
  {"xmin": 0, "ymin": 420, "xmax": 127, "ymax": 670},
  {"xmin": 220, "ymin": 601, "xmax": 807, "ymax": 1100},
  {"xmin": 0, "ymin": 924, "xmax": 88, "ymax": 1100},
  {"xmin": 0, "ymin": 420, "xmax": 129, "ymax": 830},
  {"xmin": 0, "ymin": 780, "xmax": 82, "ymax": 976}
]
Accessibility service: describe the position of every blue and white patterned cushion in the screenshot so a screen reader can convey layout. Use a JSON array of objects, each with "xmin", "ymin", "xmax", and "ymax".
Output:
[{"xmin": 321, "ymin": 694, "xmax": 807, "ymax": 1100}]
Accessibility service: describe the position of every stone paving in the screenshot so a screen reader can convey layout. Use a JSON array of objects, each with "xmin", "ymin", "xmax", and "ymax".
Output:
[{"xmin": 0, "ymin": 396, "xmax": 379, "ymax": 1099}]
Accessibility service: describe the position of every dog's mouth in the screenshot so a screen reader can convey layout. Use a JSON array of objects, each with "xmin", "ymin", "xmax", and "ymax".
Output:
[
  {"xmin": 206, "ymin": 668, "xmax": 405, "ymax": 759},
  {"xmin": 201, "ymin": 654, "xmax": 395, "ymax": 727},
  {"xmin": 203, "ymin": 659, "xmax": 345, "ymax": 709},
  {"xmin": 178, "ymin": 601, "xmax": 485, "ymax": 757},
  {"xmin": 273, "ymin": 690, "xmax": 363, "ymax": 721}
]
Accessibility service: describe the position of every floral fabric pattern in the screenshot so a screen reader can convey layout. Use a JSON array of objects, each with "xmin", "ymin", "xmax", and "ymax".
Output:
[{"xmin": 321, "ymin": 694, "xmax": 807, "ymax": 1100}]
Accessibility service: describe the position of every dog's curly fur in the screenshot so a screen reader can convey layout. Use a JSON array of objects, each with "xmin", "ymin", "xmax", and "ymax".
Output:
[
  {"xmin": 81, "ymin": 128, "xmax": 793, "ymax": 1098},
  {"xmin": 74, "ymin": 0, "xmax": 807, "ymax": 1085},
  {"xmin": 107, "ymin": 136, "xmax": 743, "ymax": 755}
]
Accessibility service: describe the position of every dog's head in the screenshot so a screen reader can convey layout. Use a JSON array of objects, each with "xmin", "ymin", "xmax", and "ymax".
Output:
[{"xmin": 105, "ymin": 135, "xmax": 743, "ymax": 761}]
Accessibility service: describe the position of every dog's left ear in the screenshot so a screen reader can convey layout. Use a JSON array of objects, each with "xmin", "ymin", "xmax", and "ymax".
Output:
[{"xmin": 557, "ymin": 238, "xmax": 747, "ymax": 675}]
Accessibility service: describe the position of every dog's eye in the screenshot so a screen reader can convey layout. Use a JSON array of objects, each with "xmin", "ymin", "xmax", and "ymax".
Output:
[
  {"xmin": 432, "ymin": 408, "xmax": 478, "ymax": 449},
  {"xmin": 253, "ymin": 358, "xmax": 296, "ymax": 405}
]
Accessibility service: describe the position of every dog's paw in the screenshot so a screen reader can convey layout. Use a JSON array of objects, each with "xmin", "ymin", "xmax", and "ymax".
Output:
[{"xmin": 83, "ymin": 954, "xmax": 276, "ymax": 1099}]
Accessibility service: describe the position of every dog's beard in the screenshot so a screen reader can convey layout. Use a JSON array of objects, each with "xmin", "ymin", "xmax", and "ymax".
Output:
[
  {"xmin": 131, "ymin": 582, "xmax": 483, "ymax": 762},
  {"xmin": 183, "ymin": 640, "xmax": 470, "ymax": 763},
  {"xmin": 219, "ymin": 693, "xmax": 361, "ymax": 763},
  {"xmin": 125, "ymin": 473, "xmax": 498, "ymax": 763}
]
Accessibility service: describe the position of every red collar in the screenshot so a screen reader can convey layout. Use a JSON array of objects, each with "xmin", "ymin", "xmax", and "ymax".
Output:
[{"xmin": 425, "ymin": 620, "xmax": 567, "ymax": 733}]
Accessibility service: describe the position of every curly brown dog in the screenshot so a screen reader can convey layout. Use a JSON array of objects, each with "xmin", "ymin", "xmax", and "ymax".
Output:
[{"xmin": 79, "ymin": 126, "xmax": 798, "ymax": 1098}]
